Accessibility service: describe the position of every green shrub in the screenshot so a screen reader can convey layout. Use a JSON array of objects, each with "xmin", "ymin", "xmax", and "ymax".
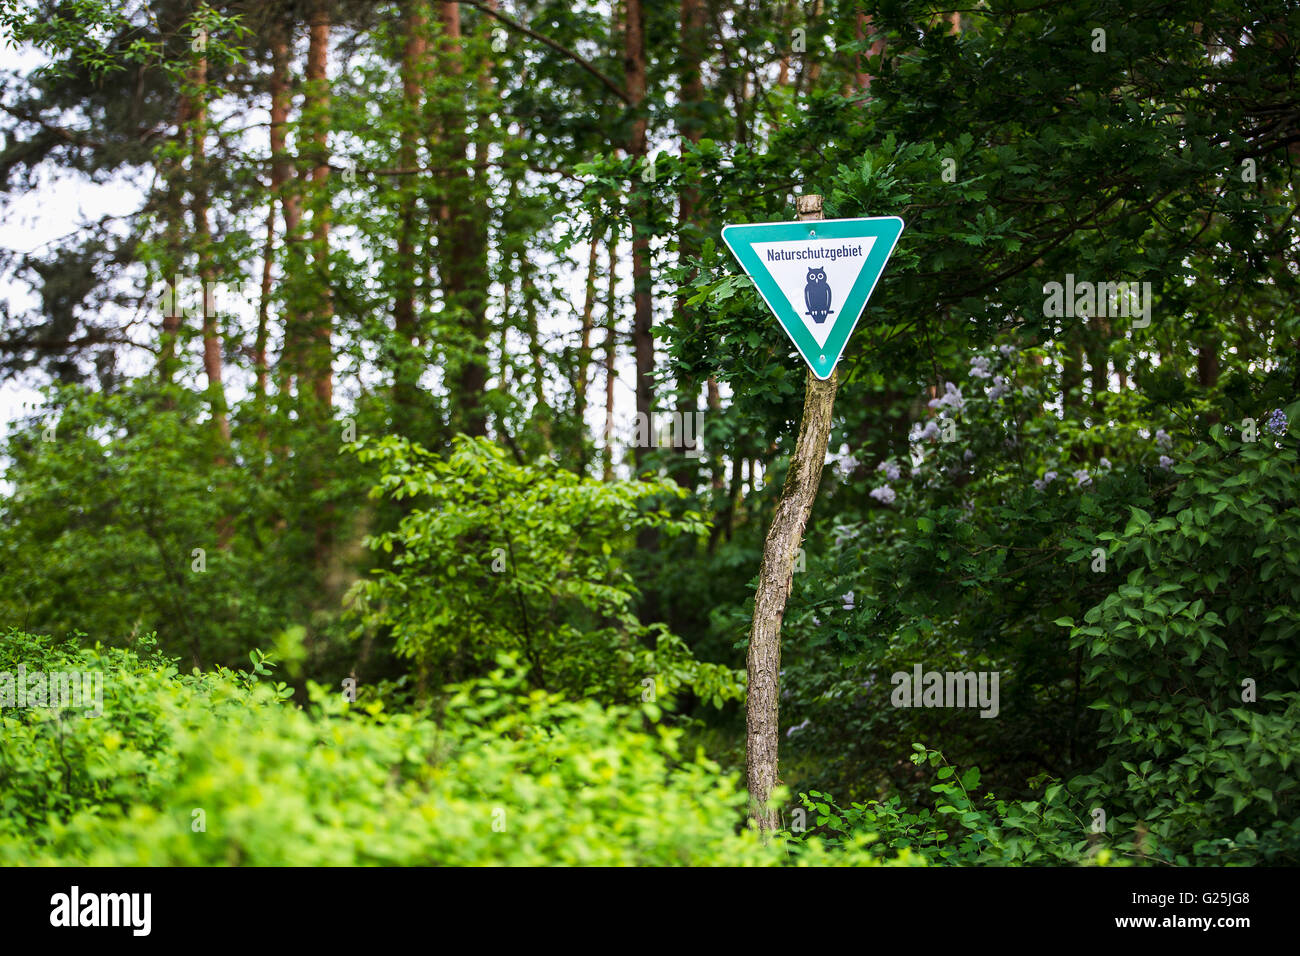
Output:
[
  {"xmin": 349, "ymin": 434, "xmax": 745, "ymax": 708},
  {"xmin": 1058, "ymin": 424, "xmax": 1300, "ymax": 864},
  {"xmin": 798, "ymin": 746, "xmax": 1128, "ymax": 866},
  {"xmin": 0, "ymin": 631, "xmax": 913, "ymax": 866},
  {"xmin": 798, "ymin": 427, "xmax": 1300, "ymax": 866}
]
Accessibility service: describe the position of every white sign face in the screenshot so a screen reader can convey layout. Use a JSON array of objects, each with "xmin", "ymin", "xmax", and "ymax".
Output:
[{"xmin": 750, "ymin": 236, "xmax": 878, "ymax": 348}]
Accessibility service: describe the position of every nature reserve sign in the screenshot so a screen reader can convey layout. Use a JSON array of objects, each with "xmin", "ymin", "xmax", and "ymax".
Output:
[{"xmin": 721, "ymin": 215, "xmax": 904, "ymax": 378}]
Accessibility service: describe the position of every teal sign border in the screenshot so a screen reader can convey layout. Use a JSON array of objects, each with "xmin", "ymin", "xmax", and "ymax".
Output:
[{"xmin": 720, "ymin": 216, "xmax": 905, "ymax": 380}]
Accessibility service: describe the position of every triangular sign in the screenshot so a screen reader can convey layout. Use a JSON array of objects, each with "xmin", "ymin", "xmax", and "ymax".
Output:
[{"xmin": 721, "ymin": 216, "xmax": 904, "ymax": 380}]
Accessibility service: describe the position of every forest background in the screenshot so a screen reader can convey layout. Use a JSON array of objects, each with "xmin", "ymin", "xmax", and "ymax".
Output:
[{"xmin": 0, "ymin": 0, "xmax": 1297, "ymax": 866}]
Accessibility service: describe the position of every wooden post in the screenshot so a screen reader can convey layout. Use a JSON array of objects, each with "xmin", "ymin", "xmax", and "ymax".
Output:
[{"xmin": 746, "ymin": 194, "xmax": 838, "ymax": 832}]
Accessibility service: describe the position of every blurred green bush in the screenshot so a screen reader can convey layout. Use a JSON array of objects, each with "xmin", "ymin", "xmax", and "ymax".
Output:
[{"xmin": 0, "ymin": 630, "xmax": 914, "ymax": 866}]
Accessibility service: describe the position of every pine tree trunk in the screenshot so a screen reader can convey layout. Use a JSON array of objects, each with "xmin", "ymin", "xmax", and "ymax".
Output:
[
  {"xmin": 269, "ymin": 16, "xmax": 300, "ymax": 402},
  {"xmin": 255, "ymin": 198, "xmax": 274, "ymax": 406},
  {"xmin": 158, "ymin": 95, "xmax": 189, "ymax": 387},
  {"xmin": 575, "ymin": 230, "xmax": 601, "ymax": 472},
  {"xmin": 671, "ymin": 0, "xmax": 708, "ymax": 490},
  {"xmin": 188, "ymin": 46, "xmax": 230, "ymax": 444},
  {"xmin": 305, "ymin": 0, "xmax": 333, "ymax": 408},
  {"xmin": 394, "ymin": 2, "xmax": 428, "ymax": 432},
  {"xmin": 625, "ymin": 0, "xmax": 653, "ymax": 472},
  {"xmin": 603, "ymin": 237, "xmax": 619, "ymax": 482},
  {"xmin": 437, "ymin": 1, "xmax": 489, "ymax": 436}
]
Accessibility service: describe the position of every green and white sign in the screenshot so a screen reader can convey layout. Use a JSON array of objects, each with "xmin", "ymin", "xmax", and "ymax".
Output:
[{"xmin": 721, "ymin": 216, "xmax": 905, "ymax": 379}]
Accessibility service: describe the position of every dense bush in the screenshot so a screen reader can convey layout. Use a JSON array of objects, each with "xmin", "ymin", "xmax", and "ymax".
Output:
[
  {"xmin": 2, "ymin": 0, "xmax": 1297, "ymax": 868},
  {"xmin": 0, "ymin": 381, "xmax": 368, "ymax": 672},
  {"xmin": 798, "ymin": 746, "xmax": 1124, "ymax": 866},
  {"xmin": 348, "ymin": 435, "xmax": 745, "ymax": 708},
  {"xmin": 0, "ymin": 630, "xmax": 913, "ymax": 866},
  {"xmin": 1058, "ymin": 425, "xmax": 1300, "ymax": 864},
  {"xmin": 787, "ymin": 419, "xmax": 1300, "ymax": 865}
]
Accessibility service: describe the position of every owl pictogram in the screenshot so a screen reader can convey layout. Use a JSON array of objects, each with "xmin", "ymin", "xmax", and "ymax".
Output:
[{"xmin": 804, "ymin": 267, "xmax": 832, "ymax": 324}]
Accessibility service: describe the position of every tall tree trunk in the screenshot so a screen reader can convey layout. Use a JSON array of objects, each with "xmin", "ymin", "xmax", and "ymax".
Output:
[
  {"xmin": 305, "ymin": 0, "xmax": 333, "ymax": 408},
  {"xmin": 394, "ymin": 1, "xmax": 429, "ymax": 432},
  {"xmin": 1198, "ymin": 337, "xmax": 1220, "ymax": 424},
  {"xmin": 707, "ymin": 375, "xmax": 723, "ymax": 490},
  {"xmin": 853, "ymin": 13, "xmax": 886, "ymax": 93},
  {"xmin": 269, "ymin": 16, "xmax": 300, "ymax": 401},
  {"xmin": 521, "ymin": 255, "xmax": 552, "ymax": 448},
  {"xmin": 625, "ymin": 0, "xmax": 653, "ymax": 472},
  {"xmin": 625, "ymin": 0, "xmax": 661, "ymax": 622},
  {"xmin": 800, "ymin": 0, "xmax": 825, "ymax": 95},
  {"xmin": 269, "ymin": 18, "xmax": 299, "ymax": 400},
  {"xmin": 254, "ymin": 198, "xmax": 274, "ymax": 405},
  {"xmin": 437, "ymin": 1, "xmax": 490, "ymax": 436},
  {"xmin": 670, "ymin": 0, "xmax": 708, "ymax": 490},
  {"xmin": 188, "ymin": 44, "xmax": 230, "ymax": 444},
  {"xmin": 603, "ymin": 237, "xmax": 619, "ymax": 482},
  {"xmin": 575, "ymin": 230, "xmax": 601, "ymax": 473},
  {"xmin": 158, "ymin": 95, "xmax": 190, "ymax": 387}
]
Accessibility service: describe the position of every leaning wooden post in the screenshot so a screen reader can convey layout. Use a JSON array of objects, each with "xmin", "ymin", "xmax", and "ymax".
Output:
[{"xmin": 746, "ymin": 194, "xmax": 837, "ymax": 832}]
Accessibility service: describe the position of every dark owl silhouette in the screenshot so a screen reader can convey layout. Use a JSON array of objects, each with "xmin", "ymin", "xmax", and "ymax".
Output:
[{"xmin": 804, "ymin": 267, "xmax": 832, "ymax": 324}]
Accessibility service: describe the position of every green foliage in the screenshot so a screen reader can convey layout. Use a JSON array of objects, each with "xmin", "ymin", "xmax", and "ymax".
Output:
[
  {"xmin": 0, "ymin": 632, "xmax": 915, "ymax": 866},
  {"xmin": 3, "ymin": 0, "xmax": 1298, "ymax": 867},
  {"xmin": 349, "ymin": 434, "xmax": 744, "ymax": 708},
  {"xmin": 0, "ymin": 381, "xmax": 367, "ymax": 670},
  {"xmin": 0, "ymin": 383, "xmax": 252, "ymax": 664},
  {"xmin": 798, "ymin": 746, "xmax": 1125, "ymax": 866},
  {"xmin": 1059, "ymin": 413, "xmax": 1300, "ymax": 864},
  {"xmin": 785, "ymin": 412, "xmax": 1300, "ymax": 865}
]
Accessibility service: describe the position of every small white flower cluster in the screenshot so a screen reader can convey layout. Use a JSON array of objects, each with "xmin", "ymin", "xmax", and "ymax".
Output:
[
  {"xmin": 1034, "ymin": 467, "xmax": 1097, "ymax": 490},
  {"xmin": 1154, "ymin": 429, "xmax": 1173, "ymax": 469},
  {"xmin": 928, "ymin": 381, "xmax": 965, "ymax": 414},
  {"xmin": 911, "ymin": 420, "xmax": 940, "ymax": 441},
  {"xmin": 977, "ymin": 348, "xmax": 1015, "ymax": 398},
  {"xmin": 870, "ymin": 484, "xmax": 897, "ymax": 505},
  {"xmin": 912, "ymin": 384, "xmax": 962, "ymax": 443}
]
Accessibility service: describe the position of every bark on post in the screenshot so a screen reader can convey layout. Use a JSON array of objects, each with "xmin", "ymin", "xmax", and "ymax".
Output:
[{"xmin": 746, "ymin": 194, "xmax": 837, "ymax": 832}]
